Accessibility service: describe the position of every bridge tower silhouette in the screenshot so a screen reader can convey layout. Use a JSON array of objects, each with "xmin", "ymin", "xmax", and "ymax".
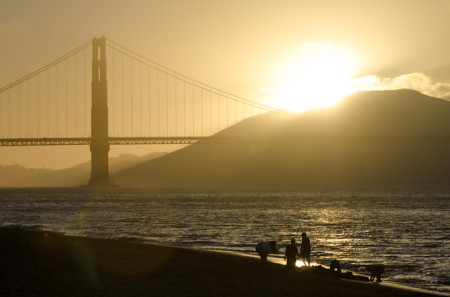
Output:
[{"xmin": 89, "ymin": 37, "xmax": 112, "ymax": 186}]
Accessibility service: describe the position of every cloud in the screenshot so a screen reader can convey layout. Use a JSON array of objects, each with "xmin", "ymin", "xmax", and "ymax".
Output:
[
  {"xmin": 351, "ymin": 73, "xmax": 450, "ymax": 100},
  {"xmin": 256, "ymin": 72, "xmax": 450, "ymax": 112}
]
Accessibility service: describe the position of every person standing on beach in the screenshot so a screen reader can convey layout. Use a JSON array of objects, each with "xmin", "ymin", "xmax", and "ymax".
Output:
[
  {"xmin": 284, "ymin": 238, "xmax": 299, "ymax": 269},
  {"xmin": 255, "ymin": 241, "xmax": 278, "ymax": 262},
  {"xmin": 300, "ymin": 232, "xmax": 311, "ymax": 267}
]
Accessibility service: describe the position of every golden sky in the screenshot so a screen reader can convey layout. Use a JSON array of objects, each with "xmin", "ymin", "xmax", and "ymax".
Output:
[{"xmin": 1, "ymin": 0, "xmax": 450, "ymax": 169}]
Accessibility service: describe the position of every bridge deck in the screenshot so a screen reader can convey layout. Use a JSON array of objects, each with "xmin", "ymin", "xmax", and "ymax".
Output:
[
  {"xmin": 2, "ymin": 136, "xmax": 450, "ymax": 146},
  {"xmin": 0, "ymin": 137, "xmax": 205, "ymax": 146}
]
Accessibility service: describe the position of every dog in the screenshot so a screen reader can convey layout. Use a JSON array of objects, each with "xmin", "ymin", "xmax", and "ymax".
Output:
[
  {"xmin": 330, "ymin": 260, "xmax": 342, "ymax": 274},
  {"xmin": 365, "ymin": 264, "xmax": 385, "ymax": 282}
]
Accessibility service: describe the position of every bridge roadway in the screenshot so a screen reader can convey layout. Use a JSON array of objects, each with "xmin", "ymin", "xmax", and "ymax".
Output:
[
  {"xmin": 0, "ymin": 137, "xmax": 205, "ymax": 146},
  {"xmin": 2, "ymin": 135, "xmax": 450, "ymax": 146}
]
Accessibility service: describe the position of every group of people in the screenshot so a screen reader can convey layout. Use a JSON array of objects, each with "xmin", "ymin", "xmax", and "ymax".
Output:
[
  {"xmin": 284, "ymin": 232, "xmax": 311, "ymax": 268},
  {"xmin": 256, "ymin": 234, "xmax": 385, "ymax": 282},
  {"xmin": 256, "ymin": 232, "xmax": 311, "ymax": 269}
]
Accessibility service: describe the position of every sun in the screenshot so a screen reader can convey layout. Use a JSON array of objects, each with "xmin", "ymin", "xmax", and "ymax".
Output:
[{"xmin": 271, "ymin": 43, "xmax": 360, "ymax": 112}]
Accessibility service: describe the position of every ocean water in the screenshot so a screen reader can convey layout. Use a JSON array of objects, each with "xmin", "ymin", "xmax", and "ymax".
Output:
[{"xmin": 0, "ymin": 187, "xmax": 449, "ymax": 294}]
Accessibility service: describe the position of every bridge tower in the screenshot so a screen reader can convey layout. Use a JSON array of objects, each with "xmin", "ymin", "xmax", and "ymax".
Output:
[{"xmin": 88, "ymin": 37, "xmax": 113, "ymax": 186}]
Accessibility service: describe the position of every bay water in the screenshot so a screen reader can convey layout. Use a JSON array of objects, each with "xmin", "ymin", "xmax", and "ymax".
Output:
[{"xmin": 0, "ymin": 187, "xmax": 448, "ymax": 294}]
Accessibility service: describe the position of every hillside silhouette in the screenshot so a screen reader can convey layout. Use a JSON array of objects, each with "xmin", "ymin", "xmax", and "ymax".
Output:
[
  {"xmin": 0, "ymin": 153, "xmax": 166, "ymax": 187},
  {"xmin": 114, "ymin": 89, "xmax": 450, "ymax": 188}
]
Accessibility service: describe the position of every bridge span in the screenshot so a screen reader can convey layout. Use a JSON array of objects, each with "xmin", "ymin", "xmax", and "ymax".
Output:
[{"xmin": 0, "ymin": 36, "xmax": 292, "ymax": 186}]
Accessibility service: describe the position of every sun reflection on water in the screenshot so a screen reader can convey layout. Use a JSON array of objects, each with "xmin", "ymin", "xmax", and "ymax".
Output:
[{"xmin": 295, "ymin": 261, "xmax": 306, "ymax": 268}]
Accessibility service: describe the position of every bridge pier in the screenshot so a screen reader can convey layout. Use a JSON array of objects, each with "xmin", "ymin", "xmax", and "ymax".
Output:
[{"xmin": 88, "ymin": 37, "xmax": 114, "ymax": 187}]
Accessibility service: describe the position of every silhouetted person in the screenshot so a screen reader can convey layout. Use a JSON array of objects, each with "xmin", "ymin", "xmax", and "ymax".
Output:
[
  {"xmin": 255, "ymin": 241, "xmax": 278, "ymax": 261},
  {"xmin": 284, "ymin": 238, "xmax": 299, "ymax": 269},
  {"xmin": 300, "ymin": 232, "xmax": 311, "ymax": 267},
  {"xmin": 366, "ymin": 264, "xmax": 385, "ymax": 282},
  {"xmin": 330, "ymin": 260, "xmax": 341, "ymax": 274}
]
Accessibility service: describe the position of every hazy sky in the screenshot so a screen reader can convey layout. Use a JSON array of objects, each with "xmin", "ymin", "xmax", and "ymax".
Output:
[{"xmin": 1, "ymin": 0, "xmax": 450, "ymax": 169}]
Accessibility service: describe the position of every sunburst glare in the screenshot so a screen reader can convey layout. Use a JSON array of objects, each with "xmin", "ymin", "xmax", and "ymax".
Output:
[{"xmin": 270, "ymin": 43, "xmax": 360, "ymax": 112}]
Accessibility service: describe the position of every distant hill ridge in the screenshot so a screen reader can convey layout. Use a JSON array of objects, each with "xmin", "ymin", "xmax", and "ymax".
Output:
[
  {"xmin": 113, "ymin": 89, "xmax": 450, "ymax": 188},
  {"xmin": 0, "ymin": 152, "xmax": 167, "ymax": 187}
]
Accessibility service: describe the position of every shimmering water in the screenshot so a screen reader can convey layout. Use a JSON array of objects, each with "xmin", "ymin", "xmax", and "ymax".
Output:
[{"xmin": 0, "ymin": 187, "xmax": 449, "ymax": 294}]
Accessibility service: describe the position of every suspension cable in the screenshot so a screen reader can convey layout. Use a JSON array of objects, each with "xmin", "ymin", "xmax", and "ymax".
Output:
[
  {"xmin": 139, "ymin": 62, "xmax": 142, "ymax": 136},
  {"xmin": 105, "ymin": 38, "xmax": 294, "ymax": 117},
  {"xmin": 0, "ymin": 40, "xmax": 91, "ymax": 94},
  {"xmin": 166, "ymin": 72, "xmax": 168, "ymax": 137},
  {"xmin": 148, "ymin": 64, "xmax": 151, "ymax": 136},
  {"xmin": 74, "ymin": 54, "xmax": 78, "ymax": 137}
]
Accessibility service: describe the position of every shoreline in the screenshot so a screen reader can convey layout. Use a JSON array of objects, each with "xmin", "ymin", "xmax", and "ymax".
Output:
[
  {"xmin": 0, "ymin": 227, "xmax": 441, "ymax": 297},
  {"xmin": 2, "ymin": 184, "xmax": 450, "ymax": 192},
  {"xmin": 214, "ymin": 249, "xmax": 448, "ymax": 296}
]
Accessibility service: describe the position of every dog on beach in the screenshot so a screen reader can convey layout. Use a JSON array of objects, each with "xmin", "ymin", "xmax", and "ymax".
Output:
[
  {"xmin": 365, "ymin": 264, "xmax": 385, "ymax": 282},
  {"xmin": 330, "ymin": 260, "xmax": 341, "ymax": 274}
]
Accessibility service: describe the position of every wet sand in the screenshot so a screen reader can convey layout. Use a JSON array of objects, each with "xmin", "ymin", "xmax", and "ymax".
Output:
[{"xmin": 0, "ymin": 228, "xmax": 439, "ymax": 297}]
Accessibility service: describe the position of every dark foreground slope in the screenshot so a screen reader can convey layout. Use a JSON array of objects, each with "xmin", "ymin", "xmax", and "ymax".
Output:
[
  {"xmin": 0, "ymin": 228, "xmax": 437, "ymax": 297},
  {"xmin": 115, "ymin": 90, "xmax": 450, "ymax": 188}
]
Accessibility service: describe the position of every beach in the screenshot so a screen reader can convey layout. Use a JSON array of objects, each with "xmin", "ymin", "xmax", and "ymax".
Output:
[{"xmin": 0, "ymin": 228, "xmax": 439, "ymax": 297}]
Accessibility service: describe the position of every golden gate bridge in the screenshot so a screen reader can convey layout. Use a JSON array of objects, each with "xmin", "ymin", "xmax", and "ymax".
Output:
[{"xmin": 0, "ymin": 37, "xmax": 292, "ymax": 186}]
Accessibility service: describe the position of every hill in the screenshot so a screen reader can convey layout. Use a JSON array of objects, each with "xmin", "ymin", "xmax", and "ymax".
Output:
[
  {"xmin": 0, "ymin": 152, "xmax": 167, "ymax": 187},
  {"xmin": 114, "ymin": 89, "xmax": 450, "ymax": 188}
]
